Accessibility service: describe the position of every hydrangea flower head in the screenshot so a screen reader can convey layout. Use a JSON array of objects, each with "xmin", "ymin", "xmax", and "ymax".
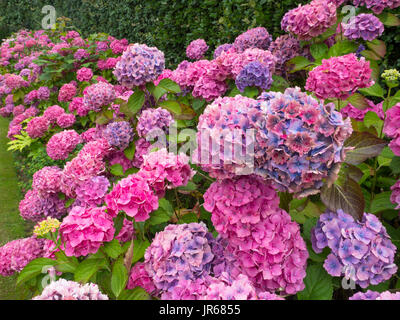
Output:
[
  {"xmin": 311, "ymin": 210, "xmax": 398, "ymax": 288},
  {"xmin": 137, "ymin": 107, "xmax": 173, "ymax": 138},
  {"xmin": 343, "ymin": 14, "xmax": 384, "ymax": 41},
  {"xmin": 26, "ymin": 116, "xmax": 49, "ymax": 138},
  {"xmin": 281, "ymin": 0, "xmax": 337, "ymax": 40},
  {"xmin": 235, "ymin": 61, "xmax": 273, "ymax": 92},
  {"xmin": 102, "ymin": 121, "xmax": 134, "ymax": 150},
  {"xmin": 127, "ymin": 262, "xmax": 157, "ymax": 295},
  {"xmin": 58, "ymin": 83, "xmax": 77, "ymax": 102},
  {"xmin": 186, "ymin": 39, "xmax": 209, "ymax": 60},
  {"xmin": 114, "ymin": 43, "xmax": 165, "ymax": 87},
  {"xmin": 59, "ymin": 206, "xmax": 114, "ymax": 257},
  {"xmin": 349, "ymin": 290, "xmax": 400, "ymax": 300},
  {"xmin": 33, "ymin": 217, "xmax": 61, "ymax": 237},
  {"xmin": 233, "ymin": 27, "xmax": 272, "ymax": 52},
  {"xmin": 83, "ymin": 82, "xmax": 116, "ymax": 113},
  {"xmin": 75, "ymin": 175, "xmax": 110, "ymax": 207},
  {"xmin": 32, "ymin": 166, "xmax": 63, "ymax": 195},
  {"xmin": 46, "ymin": 130, "xmax": 82, "ymax": 160}
]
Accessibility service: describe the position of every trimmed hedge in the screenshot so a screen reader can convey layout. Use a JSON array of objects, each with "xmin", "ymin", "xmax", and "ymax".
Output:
[{"xmin": 0, "ymin": 0, "xmax": 399, "ymax": 68}]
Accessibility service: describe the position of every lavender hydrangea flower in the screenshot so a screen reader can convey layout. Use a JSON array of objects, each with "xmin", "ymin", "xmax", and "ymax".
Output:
[
  {"xmin": 102, "ymin": 121, "xmax": 134, "ymax": 150},
  {"xmin": 350, "ymin": 290, "xmax": 400, "ymax": 300},
  {"xmin": 75, "ymin": 176, "xmax": 110, "ymax": 207},
  {"xmin": 311, "ymin": 210, "xmax": 398, "ymax": 288},
  {"xmin": 113, "ymin": 44, "xmax": 165, "ymax": 88},
  {"xmin": 343, "ymin": 14, "xmax": 384, "ymax": 41},
  {"xmin": 235, "ymin": 61, "xmax": 272, "ymax": 92},
  {"xmin": 137, "ymin": 107, "xmax": 173, "ymax": 138},
  {"xmin": 233, "ymin": 27, "xmax": 272, "ymax": 52},
  {"xmin": 213, "ymin": 44, "xmax": 234, "ymax": 59},
  {"xmin": 186, "ymin": 39, "xmax": 209, "ymax": 60}
]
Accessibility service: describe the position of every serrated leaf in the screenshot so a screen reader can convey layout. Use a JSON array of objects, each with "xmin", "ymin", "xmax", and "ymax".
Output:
[
  {"xmin": 320, "ymin": 173, "xmax": 365, "ymax": 221},
  {"xmin": 158, "ymin": 198, "xmax": 174, "ymax": 215},
  {"xmin": 297, "ymin": 264, "xmax": 333, "ymax": 300},
  {"xmin": 111, "ymin": 258, "xmax": 128, "ymax": 298},
  {"xmin": 369, "ymin": 192, "xmax": 397, "ymax": 214},
  {"xmin": 378, "ymin": 12, "xmax": 400, "ymax": 26},
  {"xmin": 103, "ymin": 239, "xmax": 124, "ymax": 259},
  {"xmin": 147, "ymin": 208, "xmax": 171, "ymax": 225},
  {"xmin": 123, "ymin": 141, "xmax": 136, "ymax": 161},
  {"xmin": 310, "ymin": 43, "xmax": 328, "ymax": 60},
  {"xmin": 132, "ymin": 239, "xmax": 150, "ymax": 264},
  {"xmin": 366, "ymin": 40, "xmax": 386, "ymax": 59},
  {"xmin": 118, "ymin": 287, "xmax": 150, "ymax": 300},
  {"xmin": 364, "ymin": 111, "xmax": 383, "ymax": 133},
  {"xmin": 361, "ymin": 50, "xmax": 381, "ymax": 61},
  {"xmin": 358, "ymin": 83, "xmax": 385, "ymax": 98},
  {"xmin": 74, "ymin": 259, "xmax": 106, "ymax": 283},
  {"xmin": 55, "ymin": 252, "xmax": 79, "ymax": 273},
  {"xmin": 344, "ymin": 131, "xmax": 387, "ymax": 165},
  {"xmin": 157, "ymin": 78, "xmax": 181, "ymax": 93},
  {"xmin": 328, "ymin": 40, "xmax": 358, "ymax": 58},
  {"xmin": 17, "ymin": 258, "xmax": 57, "ymax": 286},
  {"xmin": 127, "ymin": 89, "xmax": 145, "ymax": 115},
  {"xmin": 159, "ymin": 100, "xmax": 182, "ymax": 114},
  {"xmin": 287, "ymin": 56, "xmax": 313, "ymax": 73},
  {"xmin": 110, "ymin": 163, "xmax": 124, "ymax": 176},
  {"xmin": 345, "ymin": 93, "xmax": 369, "ymax": 110}
]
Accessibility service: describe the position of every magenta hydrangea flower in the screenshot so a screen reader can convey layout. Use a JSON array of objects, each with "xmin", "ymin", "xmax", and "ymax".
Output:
[
  {"xmin": 32, "ymin": 166, "xmax": 63, "ymax": 195},
  {"xmin": 26, "ymin": 116, "xmax": 49, "ymax": 138},
  {"xmin": 383, "ymin": 103, "xmax": 400, "ymax": 139},
  {"xmin": 139, "ymin": 148, "xmax": 195, "ymax": 196},
  {"xmin": 213, "ymin": 44, "xmax": 234, "ymax": 59},
  {"xmin": 305, "ymin": 53, "xmax": 374, "ymax": 100},
  {"xmin": 115, "ymin": 218, "xmax": 135, "ymax": 243},
  {"xmin": 76, "ymin": 67, "xmax": 93, "ymax": 82},
  {"xmin": 13, "ymin": 105, "xmax": 25, "ymax": 116},
  {"xmin": 113, "ymin": 43, "xmax": 165, "ymax": 88},
  {"xmin": 136, "ymin": 107, "xmax": 173, "ymax": 138},
  {"xmin": 83, "ymin": 82, "xmax": 116, "ymax": 113},
  {"xmin": 33, "ymin": 279, "xmax": 109, "ymax": 300},
  {"xmin": 75, "ymin": 175, "xmax": 110, "ymax": 207},
  {"xmin": 59, "ymin": 206, "xmax": 114, "ymax": 257},
  {"xmin": 281, "ymin": 0, "xmax": 337, "ymax": 40},
  {"xmin": 56, "ymin": 113, "xmax": 76, "ymax": 128},
  {"xmin": 390, "ymin": 180, "xmax": 400, "ymax": 210},
  {"xmin": 186, "ymin": 39, "xmax": 209, "ymax": 60},
  {"xmin": 233, "ymin": 27, "xmax": 272, "ymax": 52},
  {"xmin": 311, "ymin": 210, "xmax": 398, "ymax": 288},
  {"xmin": 160, "ymin": 278, "xmax": 209, "ymax": 300},
  {"xmin": 68, "ymin": 97, "xmax": 88, "ymax": 116},
  {"xmin": 105, "ymin": 173, "xmax": 158, "ymax": 221},
  {"xmin": 107, "ymin": 150, "xmax": 134, "ymax": 172},
  {"xmin": 44, "ymin": 105, "xmax": 65, "ymax": 123},
  {"xmin": 204, "ymin": 176, "xmax": 308, "ymax": 295},
  {"xmin": 58, "ymin": 83, "xmax": 77, "ymax": 102},
  {"xmin": 144, "ymin": 222, "xmax": 221, "ymax": 292},
  {"xmin": 37, "ymin": 86, "xmax": 50, "ymax": 100},
  {"xmin": 46, "ymin": 130, "xmax": 82, "ymax": 160},
  {"xmin": 24, "ymin": 89, "xmax": 37, "ymax": 104},
  {"xmin": 235, "ymin": 61, "xmax": 273, "ymax": 92},
  {"xmin": 102, "ymin": 121, "xmax": 134, "ymax": 150},
  {"xmin": 269, "ymin": 35, "xmax": 302, "ymax": 77},
  {"xmin": 352, "ymin": 0, "xmax": 400, "ymax": 14},
  {"xmin": 0, "ymin": 237, "xmax": 54, "ymax": 276},
  {"xmin": 341, "ymin": 99, "xmax": 384, "ymax": 121},
  {"xmin": 132, "ymin": 138, "xmax": 152, "ymax": 168},
  {"xmin": 7, "ymin": 124, "xmax": 22, "ymax": 139},
  {"xmin": 343, "ymin": 14, "xmax": 384, "ymax": 41},
  {"xmin": 127, "ymin": 262, "xmax": 157, "ymax": 295},
  {"xmin": 253, "ymin": 88, "xmax": 353, "ymax": 195},
  {"xmin": 19, "ymin": 189, "xmax": 66, "ymax": 221},
  {"xmin": 230, "ymin": 48, "xmax": 277, "ymax": 78},
  {"xmin": 349, "ymin": 290, "xmax": 400, "ymax": 300}
]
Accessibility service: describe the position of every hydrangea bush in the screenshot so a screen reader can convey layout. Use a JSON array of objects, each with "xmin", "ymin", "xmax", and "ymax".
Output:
[{"xmin": 0, "ymin": 1, "xmax": 400, "ymax": 301}]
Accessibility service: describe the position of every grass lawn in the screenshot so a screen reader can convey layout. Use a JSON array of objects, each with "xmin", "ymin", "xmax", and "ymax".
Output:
[{"xmin": 0, "ymin": 117, "xmax": 29, "ymax": 300}]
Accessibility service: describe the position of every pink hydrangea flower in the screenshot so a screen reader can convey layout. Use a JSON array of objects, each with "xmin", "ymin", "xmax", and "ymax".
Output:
[
  {"xmin": 26, "ymin": 116, "xmax": 49, "ymax": 138},
  {"xmin": 32, "ymin": 166, "xmax": 63, "ymax": 195},
  {"xmin": 186, "ymin": 39, "xmax": 209, "ymax": 60},
  {"xmin": 115, "ymin": 218, "xmax": 135, "ymax": 243},
  {"xmin": 58, "ymin": 83, "xmax": 77, "ymax": 102},
  {"xmin": 46, "ymin": 130, "xmax": 82, "ymax": 160},
  {"xmin": 43, "ymin": 105, "xmax": 65, "ymax": 123},
  {"xmin": 305, "ymin": 53, "xmax": 374, "ymax": 100},
  {"xmin": 76, "ymin": 67, "xmax": 93, "ymax": 82},
  {"xmin": 83, "ymin": 82, "xmax": 116, "ymax": 113},
  {"xmin": 105, "ymin": 173, "xmax": 158, "ymax": 221},
  {"xmin": 56, "ymin": 113, "xmax": 76, "ymax": 128},
  {"xmin": 127, "ymin": 262, "xmax": 157, "ymax": 295},
  {"xmin": 75, "ymin": 175, "xmax": 110, "ymax": 207},
  {"xmin": 383, "ymin": 103, "xmax": 400, "ymax": 138},
  {"xmin": 60, "ymin": 206, "xmax": 114, "ymax": 257}
]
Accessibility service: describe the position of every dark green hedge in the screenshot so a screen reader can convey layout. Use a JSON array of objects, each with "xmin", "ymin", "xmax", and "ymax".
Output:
[{"xmin": 0, "ymin": 0, "xmax": 399, "ymax": 68}]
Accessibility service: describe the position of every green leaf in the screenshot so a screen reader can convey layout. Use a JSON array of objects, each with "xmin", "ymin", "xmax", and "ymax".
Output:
[
  {"xmin": 310, "ymin": 43, "xmax": 328, "ymax": 60},
  {"xmin": 390, "ymin": 156, "xmax": 400, "ymax": 174},
  {"xmin": 113, "ymin": 213, "xmax": 125, "ymax": 238},
  {"xmin": 123, "ymin": 141, "xmax": 136, "ymax": 161},
  {"xmin": 192, "ymin": 99, "xmax": 206, "ymax": 111},
  {"xmin": 378, "ymin": 147, "xmax": 394, "ymax": 168},
  {"xmin": 157, "ymin": 78, "xmax": 181, "ymax": 93},
  {"xmin": 111, "ymin": 258, "xmax": 128, "ymax": 298},
  {"xmin": 55, "ymin": 251, "xmax": 79, "ymax": 273},
  {"xmin": 358, "ymin": 83, "xmax": 385, "ymax": 98},
  {"xmin": 228, "ymin": 87, "xmax": 241, "ymax": 97},
  {"xmin": 132, "ymin": 239, "xmax": 150, "ymax": 264},
  {"xmin": 297, "ymin": 264, "xmax": 333, "ymax": 300},
  {"xmin": 110, "ymin": 163, "xmax": 124, "ymax": 176},
  {"xmin": 118, "ymin": 287, "xmax": 150, "ymax": 300},
  {"xmin": 158, "ymin": 198, "xmax": 174, "ymax": 215},
  {"xmin": 242, "ymin": 86, "xmax": 259, "ymax": 98},
  {"xmin": 270, "ymin": 75, "xmax": 290, "ymax": 93},
  {"xmin": 74, "ymin": 259, "xmax": 106, "ymax": 283},
  {"xmin": 159, "ymin": 100, "xmax": 182, "ymax": 115},
  {"xmin": 103, "ymin": 239, "xmax": 124, "ymax": 259},
  {"xmin": 364, "ymin": 111, "xmax": 384, "ymax": 133},
  {"xmin": 366, "ymin": 40, "xmax": 386, "ymax": 59},
  {"xmin": 127, "ymin": 89, "xmax": 145, "ymax": 115},
  {"xmin": 147, "ymin": 207, "xmax": 171, "ymax": 226},
  {"xmin": 369, "ymin": 192, "xmax": 397, "ymax": 214},
  {"xmin": 344, "ymin": 132, "xmax": 387, "ymax": 165},
  {"xmin": 179, "ymin": 212, "xmax": 199, "ymax": 224},
  {"xmin": 320, "ymin": 170, "xmax": 365, "ymax": 221},
  {"xmin": 95, "ymin": 114, "xmax": 110, "ymax": 125},
  {"xmin": 287, "ymin": 56, "xmax": 313, "ymax": 73},
  {"xmin": 345, "ymin": 93, "xmax": 369, "ymax": 110},
  {"xmin": 378, "ymin": 12, "xmax": 400, "ymax": 26},
  {"xmin": 328, "ymin": 40, "xmax": 358, "ymax": 58},
  {"xmin": 17, "ymin": 258, "xmax": 57, "ymax": 286}
]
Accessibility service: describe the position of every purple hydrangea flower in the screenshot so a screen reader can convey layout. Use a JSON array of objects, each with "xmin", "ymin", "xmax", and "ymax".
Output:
[
  {"xmin": 137, "ymin": 107, "xmax": 173, "ymax": 138},
  {"xmin": 102, "ymin": 121, "xmax": 134, "ymax": 150},
  {"xmin": 343, "ymin": 14, "xmax": 384, "ymax": 41},
  {"xmin": 235, "ymin": 61, "xmax": 273, "ymax": 92},
  {"xmin": 233, "ymin": 27, "xmax": 272, "ymax": 52},
  {"xmin": 213, "ymin": 44, "xmax": 234, "ymax": 59}
]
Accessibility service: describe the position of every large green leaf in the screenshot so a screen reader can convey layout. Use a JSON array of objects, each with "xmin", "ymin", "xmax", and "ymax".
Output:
[
  {"xmin": 344, "ymin": 132, "xmax": 387, "ymax": 165},
  {"xmin": 287, "ymin": 56, "xmax": 313, "ymax": 73},
  {"xmin": 157, "ymin": 78, "xmax": 181, "ymax": 93},
  {"xmin": 54, "ymin": 252, "xmax": 79, "ymax": 274},
  {"xmin": 310, "ymin": 43, "xmax": 328, "ymax": 61},
  {"xmin": 297, "ymin": 264, "xmax": 333, "ymax": 300},
  {"xmin": 74, "ymin": 258, "xmax": 106, "ymax": 283},
  {"xmin": 358, "ymin": 83, "xmax": 385, "ymax": 98},
  {"xmin": 328, "ymin": 40, "xmax": 358, "ymax": 58},
  {"xmin": 132, "ymin": 239, "xmax": 150, "ymax": 264},
  {"xmin": 103, "ymin": 239, "xmax": 124, "ymax": 259},
  {"xmin": 369, "ymin": 192, "xmax": 397, "ymax": 214},
  {"xmin": 17, "ymin": 258, "xmax": 57, "ymax": 286},
  {"xmin": 159, "ymin": 100, "xmax": 182, "ymax": 115},
  {"xmin": 378, "ymin": 12, "xmax": 400, "ymax": 26},
  {"xmin": 127, "ymin": 89, "xmax": 145, "ymax": 115},
  {"xmin": 111, "ymin": 258, "xmax": 128, "ymax": 298},
  {"xmin": 118, "ymin": 287, "xmax": 151, "ymax": 300}
]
